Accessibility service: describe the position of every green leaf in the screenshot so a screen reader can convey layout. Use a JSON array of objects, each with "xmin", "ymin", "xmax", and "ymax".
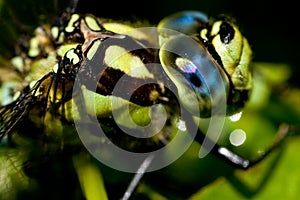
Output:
[
  {"xmin": 188, "ymin": 136, "xmax": 300, "ymax": 200},
  {"xmin": 73, "ymin": 154, "xmax": 108, "ymax": 200}
]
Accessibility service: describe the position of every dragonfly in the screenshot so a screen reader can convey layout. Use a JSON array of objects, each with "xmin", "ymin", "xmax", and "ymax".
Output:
[{"xmin": 0, "ymin": 0, "xmax": 289, "ymax": 199}]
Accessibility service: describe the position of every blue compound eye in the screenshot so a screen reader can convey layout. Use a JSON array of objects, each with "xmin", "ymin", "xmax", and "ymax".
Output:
[
  {"xmin": 158, "ymin": 11, "xmax": 208, "ymax": 35},
  {"xmin": 175, "ymin": 58, "xmax": 203, "ymax": 88},
  {"xmin": 158, "ymin": 11, "xmax": 209, "ymax": 48},
  {"xmin": 158, "ymin": 11, "xmax": 253, "ymax": 116},
  {"xmin": 159, "ymin": 34, "xmax": 229, "ymax": 117}
]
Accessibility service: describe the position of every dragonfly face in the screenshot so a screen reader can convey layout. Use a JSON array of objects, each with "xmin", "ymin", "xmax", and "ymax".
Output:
[
  {"xmin": 0, "ymin": 5, "xmax": 257, "ymax": 199},
  {"xmin": 0, "ymin": 9, "xmax": 253, "ymax": 145},
  {"xmin": 158, "ymin": 11, "xmax": 252, "ymax": 116}
]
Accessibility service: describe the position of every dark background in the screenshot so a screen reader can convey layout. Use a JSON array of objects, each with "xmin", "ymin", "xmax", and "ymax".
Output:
[
  {"xmin": 81, "ymin": 0, "xmax": 299, "ymax": 87},
  {"xmin": 77, "ymin": 0, "xmax": 298, "ymax": 67},
  {"xmin": 1, "ymin": 0, "xmax": 298, "ymax": 85}
]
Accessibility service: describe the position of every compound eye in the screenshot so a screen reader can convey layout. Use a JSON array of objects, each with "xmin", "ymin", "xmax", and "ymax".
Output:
[
  {"xmin": 158, "ymin": 11, "xmax": 208, "ymax": 46},
  {"xmin": 158, "ymin": 11, "xmax": 208, "ymax": 34},
  {"xmin": 159, "ymin": 34, "xmax": 229, "ymax": 117},
  {"xmin": 219, "ymin": 22, "xmax": 235, "ymax": 44}
]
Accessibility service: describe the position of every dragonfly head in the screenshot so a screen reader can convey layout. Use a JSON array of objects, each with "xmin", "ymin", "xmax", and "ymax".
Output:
[{"xmin": 158, "ymin": 11, "xmax": 253, "ymax": 117}]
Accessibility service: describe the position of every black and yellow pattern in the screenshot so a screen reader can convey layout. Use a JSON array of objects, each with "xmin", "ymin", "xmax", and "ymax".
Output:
[
  {"xmin": 0, "ymin": 1, "xmax": 274, "ymax": 199},
  {"xmin": 0, "ymin": 6, "xmax": 254, "ymax": 144}
]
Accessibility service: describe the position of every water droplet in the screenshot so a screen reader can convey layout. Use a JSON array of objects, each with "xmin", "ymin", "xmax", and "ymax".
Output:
[
  {"xmin": 229, "ymin": 111, "xmax": 242, "ymax": 122},
  {"xmin": 176, "ymin": 119, "xmax": 187, "ymax": 131},
  {"xmin": 229, "ymin": 129, "xmax": 246, "ymax": 146}
]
